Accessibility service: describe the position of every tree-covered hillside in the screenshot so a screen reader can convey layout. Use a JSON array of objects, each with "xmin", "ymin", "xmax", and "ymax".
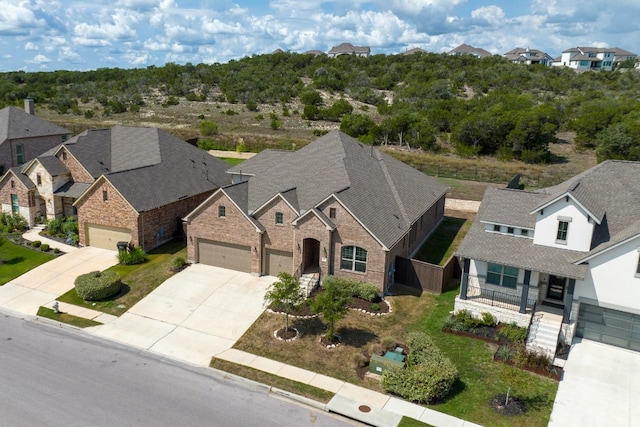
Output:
[{"xmin": 2, "ymin": 52, "xmax": 639, "ymax": 163}]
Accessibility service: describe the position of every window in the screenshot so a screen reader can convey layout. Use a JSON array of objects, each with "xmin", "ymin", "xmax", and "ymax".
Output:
[
  {"xmin": 486, "ymin": 263, "xmax": 518, "ymax": 289},
  {"xmin": 16, "ymin": 144, "xmax": 25, "ymax": 165},
  {"xmin": 10, "ymin": 179, "xmax": 14, "ymax": 189},
  {"xmin": 493, "ymin": 225, "xmax": 501, "ymax": 232},
  {"xmin": 103, "ymin": 190, "xmax": 108, "ymax": 201},
  {"xmin": 557, "ymin": 221, "xmax": 569, "ymax": 242},
  {"xmin": 507, "ymin": 227, "xmax": 514, "ymax": 234},
  {"xmin": 275, "ymin": 212, "xmax": 284, "ymax": 224},
  {"xmin": 329, "ymin": 208, "xmax": 336, "ymax": 219},
  {"xmin": 61, "ymin": 151, "xmax": 67, "ymax": 160},
  {"xmin": 521, "ymin": 229, "xmax": 529, "ymax": 237},
  {"xmin": 218, "ymin": 205, "xmax": 226, "ymax": 217},
  {"xmin": 341, "ymin": 246, "xmax": 367, "ymax": 273},
  {"xmin": 36, "ymin": 174, "xmax": 42, "ymax": 186}
]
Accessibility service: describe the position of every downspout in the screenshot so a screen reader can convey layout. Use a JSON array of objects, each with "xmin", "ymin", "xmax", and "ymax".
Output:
[{"xmin": 140, "ymin": 211, "xmax": 145, "ymax": 251}]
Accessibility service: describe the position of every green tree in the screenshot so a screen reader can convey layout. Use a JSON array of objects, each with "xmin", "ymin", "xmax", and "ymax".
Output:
[
  {"xmin": 263, "ymin": 272, "xmax": 304, "ymax": 333},
  {"xmin": 270, "ymin": 113, "xmax": 283, "ymax": 130},
  {"xmin": 199, "ymin": 120, "xmax": 218, "ymax": 136},
  {"xmin": 340, "ymin": 113, "xmax": 375, "ymax": 139},
  {"xmin": 311, "ymin": 276, "xmax": 352, "ymax": 342}
]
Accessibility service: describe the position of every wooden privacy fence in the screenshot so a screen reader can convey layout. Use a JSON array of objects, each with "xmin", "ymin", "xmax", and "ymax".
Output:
[{"xmin": 394, "ymin": 255, "xmax": 461, "ymax": 294}]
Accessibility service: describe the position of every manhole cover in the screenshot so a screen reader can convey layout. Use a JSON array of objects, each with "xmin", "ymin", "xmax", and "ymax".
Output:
[{"xmin": 358, "ymin": 405, "xmax": 371, "ymax": 413}]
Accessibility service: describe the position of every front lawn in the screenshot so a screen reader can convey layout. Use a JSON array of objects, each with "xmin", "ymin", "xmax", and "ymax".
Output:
[
  {"xmin": 231, "ymin": 286, "xmax": 557, "ymax": 427},
  {"xmin": 36, "ymin": 306, "xmax": 102, "ymax": 328},
  {"xmin": 0, "ymin": 238, "xmax": 54, "ymax": 285},
  {"xmin": 57, "ymin": 239, "xmax": 186, "ymax": 316}
]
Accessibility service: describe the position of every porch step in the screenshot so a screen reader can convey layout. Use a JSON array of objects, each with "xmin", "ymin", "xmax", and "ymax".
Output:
[
  {"xmin": 526, "ymin": 313, "xmax": 562, "ymax": 358},
  {"xmin": 299, "ymin": 273, "xmax": 319, "ymax": 297}
]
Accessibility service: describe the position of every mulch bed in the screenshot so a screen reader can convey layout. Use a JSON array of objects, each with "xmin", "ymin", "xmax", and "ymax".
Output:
[
  {"xmin": 269, "ymin": 288, "xmax": 391, "ymax": 317},
  {"xmin": 274, "ymin": 327, "xmax": 299, "ymax": 341},
  {"xmin": 489, "ymin": 394, "xmax": 526, "ymax": 416}
]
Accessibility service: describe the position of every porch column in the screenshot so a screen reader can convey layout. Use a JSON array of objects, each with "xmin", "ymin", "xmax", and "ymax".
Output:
[
  {"xmin": 519, "ymin": 270, "xmax": 531, "ymax": 314},
  {"xmin": 460, "ymin": 258, "xmax": 470, "ymax": 300},
  {"xmin": 563, "ymin": 278, "xmax": 576, "ymax": 322}
]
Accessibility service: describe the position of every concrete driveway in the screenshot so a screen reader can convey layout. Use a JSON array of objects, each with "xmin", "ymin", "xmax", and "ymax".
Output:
[
  {"xmin": 0, "ymin": 247, "xmax": 118, "ymax": 315},
  {"xmin": 549, "ymin": 338, "xmax": 640, "ymax": 426},
  {"xmin": 89, "ymin": 264, "xmax": 275, "ymax": 366}
]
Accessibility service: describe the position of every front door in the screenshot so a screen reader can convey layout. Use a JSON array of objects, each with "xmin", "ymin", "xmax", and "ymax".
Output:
[
  {"xmin": 547, "ymin": 275, "xmax": 566, "ymax": 301},
  {"xmin": 302, "ymin": 238, "xmax": 320, "ymax": 273},
  {"xmin": 11, "ymin": 194, "xmax": 19, "ymax": 214}
]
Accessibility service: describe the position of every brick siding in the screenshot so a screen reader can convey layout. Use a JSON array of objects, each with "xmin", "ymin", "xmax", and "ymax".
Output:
[{"xmin": 0, "ymin": 135, "xmax": 66, "ymax": 172}]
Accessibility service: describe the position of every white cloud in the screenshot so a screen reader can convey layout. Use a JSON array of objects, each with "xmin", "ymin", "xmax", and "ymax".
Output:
[
  {"xmin": 26, "ymin": 54, "xmax": 51, "ymax": 64},
  {"xmin": 471, "ymin": 6, "xmax": 505, "ymax": 25},
  {"xmin": 24, "ymin": 42, "xmax": 38, "ymax": 51},
  {"xmin": 0, "ymin": 2, "xmax": 46, "ymax": 35}
]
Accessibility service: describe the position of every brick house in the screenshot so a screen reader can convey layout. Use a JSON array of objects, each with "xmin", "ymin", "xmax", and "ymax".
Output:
[
  {"xmin": 0, "ymin": 125, "xmax": 230, "ymax": 250},
  {"xmin": 0, "ymin": 99, "xmax": 70, "ymax": 176},
  {"xmin": 184, "ymin": 131, "xmax": 447, "ymax": 291}
]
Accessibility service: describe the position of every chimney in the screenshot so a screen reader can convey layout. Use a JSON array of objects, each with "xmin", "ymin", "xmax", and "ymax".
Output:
[{"xmin": 24, "ymin": 98, "xmax": 35, "ymax": 115}]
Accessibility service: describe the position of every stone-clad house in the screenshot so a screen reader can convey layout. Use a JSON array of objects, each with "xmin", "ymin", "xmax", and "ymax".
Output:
[
  {"xmin": 0, "ymin": 125, "xmax": 230, "ymax": 250},
  {"xmin": 0, "ymin": 99, "xmax": 70, "ymax": 175},
  {"xmin": 455, "ymin": 160, "xmax": 640, "ymax": 355},
  {"xmin": 184, "ymin": 130, "xmax": 447, "ymax": 291},
  {"xmin": 327, "ymin": 43, "xmax": 371, "ymax": 58}
]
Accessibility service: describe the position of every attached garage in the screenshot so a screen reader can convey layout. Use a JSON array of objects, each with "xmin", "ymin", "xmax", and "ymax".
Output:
[
  {"xmin": 265, "ymin": 249, "xmax": 293, "ymax": 276},
  {"xmin": 86, "ymin": 223, "xmax": 132, "ymax": 250},
  {"xmin": 198, "ymin": 239, "xmax": 251, "ymax": 273},
  {"xmin": 576, "ymin": 303, "xmax": 640, "ymax": 351}
]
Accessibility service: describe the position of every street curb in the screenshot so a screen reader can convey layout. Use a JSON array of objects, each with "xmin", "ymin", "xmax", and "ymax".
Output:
[{"xmin": 270, "ymin": 386, "xmax": 329, "ymax": 411}]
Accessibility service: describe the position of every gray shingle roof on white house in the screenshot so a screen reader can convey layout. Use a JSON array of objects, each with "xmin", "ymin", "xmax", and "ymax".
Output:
[
  {"xmin": 457, "ymin": 160, "xmax": 640, "ymax": 277},
  {"xmin": 227, "ymin": 130, "xmax": 447, "ymax": 249},
  {"xmin": 0, "ymin": 106, "xmax": 69, "ymax": 142}
]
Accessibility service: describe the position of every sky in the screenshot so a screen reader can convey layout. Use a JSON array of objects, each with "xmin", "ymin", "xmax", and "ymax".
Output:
[{"xmin": 1, "ymin": 0, "xmax": 639, "ymax": 72}]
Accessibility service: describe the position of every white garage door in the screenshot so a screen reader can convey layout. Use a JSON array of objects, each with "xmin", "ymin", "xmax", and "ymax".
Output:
[
  {"xmin": 87, "ymin": 223, "xmax": 132, "ymax": 250},
  {"xmin": 198, "ymin": 239, "xmax": 251, "ymax": 273},
  {"xmin": 265, "ymin": 249, "xmax": 293, "ymax": 276}
]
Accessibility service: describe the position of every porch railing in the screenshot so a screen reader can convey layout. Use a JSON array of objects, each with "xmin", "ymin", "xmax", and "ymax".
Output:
[{"xmin": 466, "ymin": 285, "xmax": 536, "ymax": 312}]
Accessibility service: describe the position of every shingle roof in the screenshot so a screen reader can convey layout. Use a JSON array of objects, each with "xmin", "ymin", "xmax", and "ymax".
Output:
[
  {"xmin": 2, "ymin": 167, "xmax": 35, "ymax": 189},
  {"xmin": 225, "ymin": 130, "xmax": 447, "ymax": 249},
  {"xmin": 78, "ymin": 126, "xmax": 231, "ymax": 212},
  {"xmin": 328, "ymin": 43, "xmax": 370, "ymax": 55},
  {"xmin": 457, "ymin": 160, "xmax": 640, "ymax": 275},
  {"xmin": 36, "ymin": 156, "xmax": 69, "ymax": 176},
  {"xmin": 0, "ymin": 106, "xmax": 69, "ymax": 142},
  {"xmin": 54, "ymin": 182, "xmax": 91, "ymax": 198}
]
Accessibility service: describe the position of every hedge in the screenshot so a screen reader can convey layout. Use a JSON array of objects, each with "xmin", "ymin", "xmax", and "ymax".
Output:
[
  {"xmin": 74, "ymin": 270, "xmax": 122, "ymax": 301},
  {"xmin": 381, "ymin": 332, "xmax": 458, "ymax": 404}
]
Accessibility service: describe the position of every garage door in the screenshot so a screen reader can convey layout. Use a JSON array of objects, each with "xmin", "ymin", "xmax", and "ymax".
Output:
[
  {"xmin": 87, "ymin": 224, "xmax": 132, "ymax": 250},
  {"xmin": 265, "ymin": 249, "xmax": 293, "ymax": 276},
  {"xmin": 198, "ymin": 239, "xmax": 251, "ymax": 273},
  {"xmin": 576, "ymin": 303, "xmax": 640, "ymax": 351}
]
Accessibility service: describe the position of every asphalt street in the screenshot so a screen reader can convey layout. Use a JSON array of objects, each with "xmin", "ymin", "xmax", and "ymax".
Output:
[{"xmin": 0, "ymin": 312, "xmax": 358, "ymax": 426}]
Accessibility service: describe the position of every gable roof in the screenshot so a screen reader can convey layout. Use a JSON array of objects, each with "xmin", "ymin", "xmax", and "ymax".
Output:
[
  {"xmin": 70, "ymin": 126, "xmax": 231, "ymax": 212},
  {"xmin": 0, "ymin": 106, "xmax": 69, "ymax": 142},
  {"xmin": 448, "ymin": 44, "xmax": 492, "ymax": 58},
  {"xmin": 328, "ymin": 43, "xmax": 370, "ymax": 55},
  {"xmin": 457, "ymin": 160, "xmax": 640, "ymax": 276},
  {"xmin": 226, "ymin": 130, "xmax": 448, "ymax": 248},
  {"xmin": 0, "ymin": 167, "xmax": 35, "ymax": 190}
]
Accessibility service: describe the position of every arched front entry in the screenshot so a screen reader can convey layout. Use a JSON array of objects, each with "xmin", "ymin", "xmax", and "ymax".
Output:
[{"xmin": 302, "ymin": 238, "xmax": 320, "ymax": 274}]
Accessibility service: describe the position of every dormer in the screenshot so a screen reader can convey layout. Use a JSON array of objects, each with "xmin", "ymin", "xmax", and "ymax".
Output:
[{"xmin": 530, "ymin": 185, "xmax": 602, "ymax": 252}]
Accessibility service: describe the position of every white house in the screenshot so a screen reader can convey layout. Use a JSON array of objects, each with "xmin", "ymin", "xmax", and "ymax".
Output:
[
  {"xmin": 553, "ymin": 47, "xmax": 637, "ymax": 71},
  {"xmin": 455, "ymin": 161, "xmax": 640, "ymax": 356},
  {"xmin": 503, "ymin": 48, "xmax": 553, "ymax": 66}
]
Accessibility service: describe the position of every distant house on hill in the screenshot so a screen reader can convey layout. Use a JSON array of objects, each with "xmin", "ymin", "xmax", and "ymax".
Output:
[
  {"xmin": 403, "ymin": 47, "xmax": 427, "ymax": 55},
  {"xmin": 553, "ymin": 47, "xmax": 637, "ymax": 71},
  {"xmin": 328, "ymin": 43, "xmax": 370, "ymax": 58},
  {"xmin": 448, "ymin": 44, "xmax": 492, "ymax": 58},
  {"xmin": 303, "ymin": 50, "xmax": 326, "ymax": 56},
  {"xmin": 504, "ymin": 48, "xmax": 553, "ymax": 66}
]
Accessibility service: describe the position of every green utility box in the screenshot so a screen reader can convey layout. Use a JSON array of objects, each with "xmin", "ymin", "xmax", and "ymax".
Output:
[{"xmin": 369, "ymin": 351, "xmax": 406, "ymax": 375}]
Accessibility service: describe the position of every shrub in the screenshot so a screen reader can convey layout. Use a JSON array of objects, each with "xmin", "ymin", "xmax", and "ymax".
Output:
[
  {"xmin": 172, "ymin": 257, "xmax": 186, "ymax": 270},
  {"xmin": 371, "ymin": 303, "xmax": 380, "ymax": 311},
  {"xmin": 118, "ymin": 246, "xmax": 147, "ymax": 265},
  {"xmin": 67, "ymin": 233, "xmax": 79, "ymax": 245},
  {"xmin": 369, "ymin": 343, "xmax": 384, "ymax": 356},
  {"xmin": 380, "ymin": 337, "xmax": 397, "ymax": 351},
  {"xmin": 352, "ymin": 352, "xmax": 369, "ymax": 369},
  {"xmin": 199, "ymin": 120, "xmax": 218, "ymax": 136},
  {"xmin": 382, "ymin": 333, "xmax": 458, "ymax": 404},
  {"xmin": 514, "ymin": 346, "xmax": 552, "ymax": 370},
  {"xmin": 495, "ymin": 345, "xmax": 515, "ymax": 362},
  {"xmin": 53, "ymin": 248, "xmax": 61, "ymax": 254},
  {"xmin": 47, "ymin": 218, "xmax": 64, "ymax": 235},
  {"xmin": 337, "ymin": 277, "xmax": 379, "ymax": 301},
  {"xmin": 442, "ymin": 316, "xmax": 462, "ymax": 330},
  {"xmin": 62, "ymin": 217, "xmax": 78, "ymax": 235},
  {"xmin": 40, "ymin": 243, "xmax": 50, "ymax": 251},
  {"xmin": 499, "ymin": 322, "xmax": 529, "ymax": 344},
  {"xmin": 32, "ymin": 240, "xmax": 42, "ymax": 248},
  {"xmin": 481, "ymin": 312, "xmax": 497, "ymax": 327},
  {"xmin": 0, "ymin": 212, "xmax": 27, "ymax": 232},
  {"xmin": 455, "ymin": 309, "xmax": 482, "ymax": 328},
  {"xmin": 74, "ymin": 270, "xmax": 122, "ymax": 301}
]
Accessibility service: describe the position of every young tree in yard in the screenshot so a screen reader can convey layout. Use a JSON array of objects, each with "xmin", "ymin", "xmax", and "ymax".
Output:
[
  {"xmin": 311, "ymin": 276, "xmax": 352, "ymax": 342},
  {"xmin": 264, "ymin": 272, "xmax": 304, "ymax": 333}
]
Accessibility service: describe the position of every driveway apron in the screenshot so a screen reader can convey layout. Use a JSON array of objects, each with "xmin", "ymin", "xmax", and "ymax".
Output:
[
  {"xmin": 89, "ymin": 264, "xmax": 274, "ymax": 366},
  {"xmin": 549, "ymin": 338, "xmax": 640, "ymax": 427}
]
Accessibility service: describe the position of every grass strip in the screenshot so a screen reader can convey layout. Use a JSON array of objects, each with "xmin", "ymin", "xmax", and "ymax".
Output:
[
  {"xmin": 37, "ymin": 306, "xmax": 102, "ymax": 328},
  {"xmin": 0, "ymin": 239, "xmax": 54, "ymax": 285},
  {"xmin": 210, "ymin": 358, "xmax": 334, "ymax": 403}
]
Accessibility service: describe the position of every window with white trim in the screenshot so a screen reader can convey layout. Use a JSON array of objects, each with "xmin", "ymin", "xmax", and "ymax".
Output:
[
  {"xmin": 340, "ymin": 246, "xmax": 367, "ymax": 273},
  {"xmin": 486, "ymin": 263, "xmax": 518, "ymax": 289},
  {"xmin": 556, "ymin": 221, "xmax": 569, "ymax": 242}
]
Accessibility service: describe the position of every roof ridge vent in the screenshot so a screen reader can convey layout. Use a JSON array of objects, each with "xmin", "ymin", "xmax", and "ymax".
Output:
[{"xmin": 569, "ymin": 181, "xmax": 580, "ymax": 192}]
